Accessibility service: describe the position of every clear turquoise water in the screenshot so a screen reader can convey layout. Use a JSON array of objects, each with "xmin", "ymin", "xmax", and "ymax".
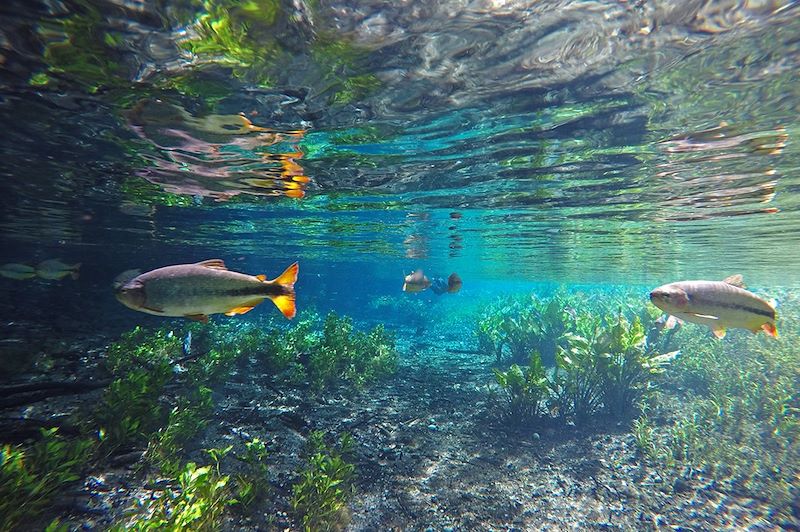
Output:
[{"xmin": 1, "ymin": 2, "xmax": 800, "ymax": 530}]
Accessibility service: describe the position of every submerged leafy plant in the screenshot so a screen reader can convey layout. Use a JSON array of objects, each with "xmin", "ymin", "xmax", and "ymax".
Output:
[
  {"xmin": 291, "ymin": 431, "xmax": 355, "ymax": 532},
  {"xmin": 493, "ymin": 352, "xmax": 550, "ymax": 425},
  {"xmin": 265, "ymin": 312, "xmax": 398, "ymax": 391},
  {"xmin": 594, "ymin": 315, "xmax": 678, "ymax": 417},
  {"xmin": 476, "ymin": 294, "xmax": 576, "ymax": 365},
  {"xmin": 234, "ymin": 437, "xmax": 270, "ymax": 508},
  {"xmin": 116, "ymin": 462, "xmax": 233, "ymax": 531},
  {"xmin": 0, "ymin": 429, "xmax": 94, "ymax": 531}
]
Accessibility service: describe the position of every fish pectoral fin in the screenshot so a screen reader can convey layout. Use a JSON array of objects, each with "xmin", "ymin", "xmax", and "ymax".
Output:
[
  {"xmin": 761, "ymin": 322, "xmax": 778, "ymax": 338},
  {"xmin": 196, "ymin": 259, "xmax": 228, "ymax": 270},
  {"xmin": 711, "ymin": 326, "xmax": 727, "ymax": 339},
  {"xmin": 185, "ymin": 314, "xmax": 209, "ymax": 323},
  {"xmin": 688, "ymin": 312, "xmax": 720, "ymax": 320},
  {"xmin": 722, "ymin": 274, "xmax": 746, "ymax": 288}
]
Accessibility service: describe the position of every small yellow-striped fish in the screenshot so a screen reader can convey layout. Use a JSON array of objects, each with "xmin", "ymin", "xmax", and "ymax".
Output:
[
  {"xmin": 649, "ymin": 275, "xmax": 777, "ymax": 339},
  {"xmin": 115, "ymin": 259, "xmax": 298, "ymax": 322}
]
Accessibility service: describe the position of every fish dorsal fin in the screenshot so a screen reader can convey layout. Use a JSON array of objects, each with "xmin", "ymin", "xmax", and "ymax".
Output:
[
  {"xmin": 722, "ymin": 274, "xmax": 746, "ymax": 288},
  {"xmin": 197, "ymin": 259, "xmax": 227, "ymax": 270}
]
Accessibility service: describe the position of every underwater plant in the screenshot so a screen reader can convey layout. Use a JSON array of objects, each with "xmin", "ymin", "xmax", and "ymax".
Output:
[
  {"xmin": 594, "ymin": 315, "xmax": 678, "ymax": 417},
  {"xmin": 114, "ymin": 461, "xmax": 233, "ymax": 531},
  {"xmin": 265, "ymin": 312, "xmax": 398, "ymax": 391},
  {"xmin": 96, "ymin": 368, "xmax": 172, "ymax": 452},
  {"xmin": 492, "ymin": 352, "xmax": 550, "ymax": 425},
  {"xmin": 476, "ymin": 294, "xmax": 577, "ymax": 365},
  {"xmin": 552, "ymin": 314, "xmax": 677, "ymax": 420},
  {"xmin": 291, "ymin": 431, "xmax": 356, "ymax": 532},
  {"xmin": 145, "ymin": 387, "xmax": 214, "ymax": 476},
  {"xmin": 234, "ymin": 437, "xmax": 270, "ymax": 508},
  {"xmin": 551, "ymin": 331, "xmax": 606, "ymax": 421},
  {"xmin": 0, "ymin": 429, "xmax": 94, "ymax": 531}
]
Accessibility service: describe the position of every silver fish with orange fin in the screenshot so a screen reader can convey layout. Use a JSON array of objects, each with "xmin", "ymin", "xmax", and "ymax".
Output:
[
  {"xmin": 115, "ymin": 259, "xmax": 298, "ymax": 322},
  {"xmin": 402, "ymin": 269, "xmax": 431, "ymax": 293},
  {"xmin": 649, "ymin": 275, "xmax": 777, "ymax": 339}
]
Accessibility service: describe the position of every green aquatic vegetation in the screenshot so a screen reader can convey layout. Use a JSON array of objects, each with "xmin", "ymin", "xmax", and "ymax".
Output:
[
  {"xmin": 105, "ymin": 325, "xmax": 182, "ymax": 375},
  {"xmin": 638, "ymin": 315, "xmax": 800, "ymax": 523},
  {"xmin": 157, "ymin": 72, "xmax": 233, "ymax": 103},
  {"xmin": 553, "ymin": 315, "xmax": 676, "ymax": 420},
  {"xmin": 96, "ymin": 368, "xmax": 171, "ymax": 452},
  {"xmin": 36, "ymin": 0, "xmax": 127, "ymax": 92},
  {"xmin": 552, "ymin": 331, "xmax": 606, "ymax": 421},
  {"xmin": 116, "ymin": 462, "xmax": 233, "ymax": 531},
  {"xmin": 234, "ymin": 438, "xmax": 270, "ymax": 508},
  {"xmin": 316, "ymin": 314, "xmax": 398, "ymax": 390},
  {"xmin": 476, "ymin": 294, "xmax": 576, "ymax": 365},
  {"xmin": 594, "ymin": 315, "xmax": 677, "ymax": 417},
  {"xmin": 146, "ymin": 387, "xmax": 214, "ymax": 476},
  {"xmin": 291, "ymin": 431, "xmax": 356, "ymax": 532},
  {"xmin": 493, "ymin": 352, "xmax": 549, "ymax": 424},
  {"xmin": 630, "ymin": 414, "xmax": 661, "ymax": 462},
  {"xmin": 261, "ymin": 312, "xmax": 319, "ymax": 373},
  {"xmin": 268, "ymin": 312, "xmax": 397, "ymax": 391},
  {"xmin": 477, "ymin": 309, "xmax": 506, "ymax": 362},
  {"xmin": 181, "ymin": 0, "xmax": 283, "ymax": 86},
  {"xmin": 0, "ymin": 429, "xmax": 94, "ymax": 531}
]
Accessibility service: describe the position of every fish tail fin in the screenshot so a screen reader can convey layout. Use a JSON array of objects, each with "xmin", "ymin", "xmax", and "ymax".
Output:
[
  {"xmin": 762, "ymin": 322, "xmax": 778, "ymax": 338},
  {"xmin": 270, "ymin": 262, "xmax": 299, "ymax": 287},
  {"xmin": 269, "ymin": 292, "xmax": 296, "ymax": 319},
  {"xmin": 265, "ymin": 262, "xmax": 298, "ymax": 319}
]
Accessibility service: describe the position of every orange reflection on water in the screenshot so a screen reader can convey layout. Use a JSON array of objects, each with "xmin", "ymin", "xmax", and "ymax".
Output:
[{"xmin": 127, "ymin": 100, "xmax": 310, "ymax": 201}]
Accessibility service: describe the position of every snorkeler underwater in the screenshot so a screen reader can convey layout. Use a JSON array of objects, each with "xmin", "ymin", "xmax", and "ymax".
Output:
[{"xmin": 1, "ymin": 1, "xmax": 798, "ymax": 530}]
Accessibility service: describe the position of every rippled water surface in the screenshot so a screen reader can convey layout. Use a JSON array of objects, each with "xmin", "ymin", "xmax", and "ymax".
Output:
[{"xmin": 1, "ymin": 1, "xmax": 799, "ymax": 285}]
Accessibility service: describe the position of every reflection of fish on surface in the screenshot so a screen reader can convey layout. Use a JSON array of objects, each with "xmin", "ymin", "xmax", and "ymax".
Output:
[
  {"xmin": 115, "ymin": 259, "xmax": 298, "ymax": 322},
  {"xmin": 649, "ymin": 275, "xmax": 777, "ymax": 339},
  {"xmin": 402, "ymin": 269, "xmax": 430, "ymax": 293},
  {"xmin": 36, "ymin": 259, "xmax": 81, "ymax": 280},
  {"xmin": 430, "ymin": 273, "xmax": 462, "ymax": 295}
]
